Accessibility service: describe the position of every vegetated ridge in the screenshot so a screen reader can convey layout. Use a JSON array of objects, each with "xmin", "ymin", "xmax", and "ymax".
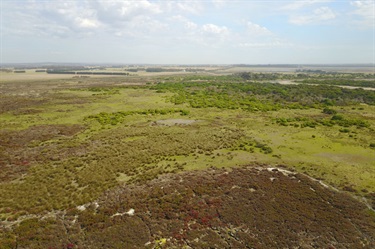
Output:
[{"xmin": 1, "ymin": 165, "xmax": 374, "ymax": 248}]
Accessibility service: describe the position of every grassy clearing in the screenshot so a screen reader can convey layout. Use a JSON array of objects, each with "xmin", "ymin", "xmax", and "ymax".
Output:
[
  {"xmin": 0, "ymin": 71, "xmax": 131, "ymax": 83},
  {"xmin": 0, "ymin": 87, "xmax": 175, "ymax": 130},
  {"xmin": 136, "ymin": 104, "xmax": 375, "ymax": 193},
  {"xmin": 229, "ymin": 107, "xmax": 375, "ymax": 192}
]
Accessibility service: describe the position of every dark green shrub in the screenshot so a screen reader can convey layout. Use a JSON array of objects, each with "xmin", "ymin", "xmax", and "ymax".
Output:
[
  {"xmin": 331, "ymin": 114, "xmax": 344, "ymax": 121},
  {"xmin": 322, "ymin": 108, "xmax": 337, "ymax": 115},
  {"xmin": 339, "ymin": 128, "xmax": 350, "ymax": 133}
]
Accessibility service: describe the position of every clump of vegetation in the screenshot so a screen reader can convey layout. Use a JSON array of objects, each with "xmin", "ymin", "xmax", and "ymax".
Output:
[
  {"xmin": 85, "ymin": 108, "xmax": 190, "ymax": 125},
  {"xmin": 87, "ymin": 87, "xmax": 120, "ymax": 95},
  {"xmin": 275, "ymin": 113, "xmax": 370, "ymax": 129},
  {"xmin": 322, "ymin": 107, "xmax": 337, "ymax": 115}
]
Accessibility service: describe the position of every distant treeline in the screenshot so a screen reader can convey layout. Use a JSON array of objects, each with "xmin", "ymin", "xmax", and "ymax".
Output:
[
  {"xmin": 125, "ymin": 69, "xmax": 141, "ymax": 72},
  {"xmin": 146, "ymin": 68, "xmax": 182, "ymax": 72},
  {"xmin": 235, "ymin": 72, "xmax": 295, "ymax": 80},
  {"xmin": 46, "ymin": 70, "xmax": 129, "ymax": 76},
  {"xmin": 124, "ymin": 68, "xmax": 205, "ymax": 73},
  {"xmin": 296, "ymin": 69, "xmax": 329, "ymax": 74},
  {"xmin": 233, "ymin": 64, "xmax": 297, "ymax": 68}
]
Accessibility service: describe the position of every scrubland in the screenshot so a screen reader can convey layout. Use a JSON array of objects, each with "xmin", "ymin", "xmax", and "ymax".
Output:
[{"xmin": 0, "ymin": 69, "xmax": 374, "ymax": 248}]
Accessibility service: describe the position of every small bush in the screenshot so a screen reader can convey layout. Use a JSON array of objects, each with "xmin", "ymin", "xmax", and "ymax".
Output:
[
  {"xmin": 322, "ymin": 108, "xmax": 337, "ymax": 115},
  {"xmin": 339, "ymin": 128, "xmax": 350, "ymax": 133}
]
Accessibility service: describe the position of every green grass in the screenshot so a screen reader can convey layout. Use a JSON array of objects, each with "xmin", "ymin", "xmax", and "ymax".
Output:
[{"xmin": 0, "ymin": 88, "xmax": 175, "ymax": 130}]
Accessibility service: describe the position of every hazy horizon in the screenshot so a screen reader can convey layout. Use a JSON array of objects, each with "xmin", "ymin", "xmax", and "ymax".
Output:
[
  {"xmin": 1, "ymin": 62, "xmax": 375, "ymax": 67},
  {"xmin": 1, "ymin": 0, "xmax": 374, "ymax": 64}
]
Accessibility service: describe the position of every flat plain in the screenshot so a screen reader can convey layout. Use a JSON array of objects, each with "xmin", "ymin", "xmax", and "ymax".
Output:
[{"xmin": 0, "ymin": 67, "xmax": 374, "ymax": 248}]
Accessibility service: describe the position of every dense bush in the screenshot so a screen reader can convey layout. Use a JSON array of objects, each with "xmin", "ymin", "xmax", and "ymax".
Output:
[
  {"xmin": 275, "ymin": 113, "xmax": 370, "ymax": 129},
  {"xmin": 151, "ymin": 79, "xmax": 375, "ymax": 112},
  {"xmin": 322, "ymin": 107, "xmax": 337, "ymax": 115}
]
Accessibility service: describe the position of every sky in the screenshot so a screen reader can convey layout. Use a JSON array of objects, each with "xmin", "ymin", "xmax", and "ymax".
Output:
[{"xmin": 1, "ymin": 0, "xmax": 374, "ymax": 64}]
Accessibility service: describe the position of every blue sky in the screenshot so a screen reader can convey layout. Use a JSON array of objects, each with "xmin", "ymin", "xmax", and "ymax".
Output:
[{"xmin": 1, "ymin": 0, "xmax": 374, "ymax": 64}]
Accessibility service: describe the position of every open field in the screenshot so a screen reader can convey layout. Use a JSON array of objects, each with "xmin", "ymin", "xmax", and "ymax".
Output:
[
  {"xmin": 0, "ymin": 71, "xmax": 73, "ymax": 82},
  {"xmin": 0, "ymin": 69, "xmax": 374, "ymax": 247}
]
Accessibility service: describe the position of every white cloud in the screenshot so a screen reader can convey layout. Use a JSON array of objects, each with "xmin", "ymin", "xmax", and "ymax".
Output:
[
  {"xmin": 175, "ymin": 2, "xmax": 203, "ymax": 14},
  {"xmin": 197, "ymin": 24, "xmax": 230, "ymax": 46},
  {"xmin": 185, "ymin": 21, "xmax": 198, "ymax": 30},
  {"xmin": 132, "ymin": 16, "xmax": 168, "ymax": 33},
  {"xmin": 102, "ymin": 0, "xmax": 161, "ymax": 18},
  {"xmin": 162, "ymin": 22, "xmax": 231, "ymax": 47},
  {"xmin": 75, "ymin": 18, "xmax": 100, "ymax": 28},
  {"xmin": 92, "ymin": 0, "xmax": 162, "ymax": 31},
  {"xmin": 170, "ymin": 15, "xmax": 186, "ymax": 22},
  {"xmin": 350, "ymin": 1, "xmax": 375, "ymax": 27},
  {"xmin": 314, "ymin": 6, "xmax": 336, "ymax": 19},
  {"xmin": 235, "ymin": 21, "xmax": 288, "ymax": 50},
  {"xmin": 202, "ymin": 24, "xmax": 229, "ymax": 35},
  {"xmin": 239, "ymin": 40, "xmax": 292, "ymax": 48},
  {"xmin": 45, "ymin": 2, "xmax": 100, "ymax": 30},
  {"xmin": 161, "ymin": 1, "xmax": 203, "ymax": 14},
  {"xmin": 1, "ymin": 0, "xmax": 373, "ymax": 64},
  {"xmin": 282, "ymin": 0, "xmax": 333, "ymax": 10},
  {"xmin": 2, "ymin": 0, "xmax": 171, "ymax": 39},
  {"xmin": 170, "ymin": 15, "xmax": 198, "ymax": 31},
  {"xmin": 211, "ymin": 0, "xmax": 227, "ymax": 8},
  {"xmin": 289, "ymin": 6, "xmax": 336, "ymax": 25},
  {"xmin": 245, "ymin": 21, "xmax": 272, "ymax": 36},
  {"xmin": 122, "ymin": 1, "xmax": 161, "ymax": 16}
]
